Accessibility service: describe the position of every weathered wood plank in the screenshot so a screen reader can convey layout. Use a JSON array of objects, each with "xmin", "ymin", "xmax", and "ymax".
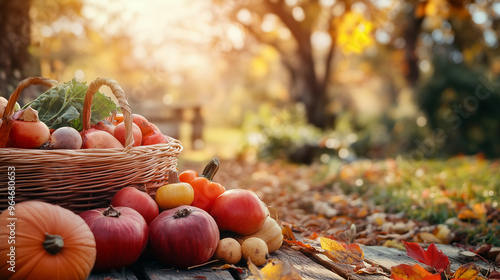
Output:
[
  {"xmin": 360, "ymin": 245, "xmax": 420, "ymax": 273},
  {"xmin": 87, "ymin": 268, "xmax": 138, "ymax": 280},
  {"xmin": 142, "ymin": 259, "xmax": 237, "ymax": 280},
  {"xmin": 299, "ymin": 249, "xmax": 391, "ymax": 280},
  {"xmin": 361, "ymin": 244, "xmax": 500, "ymax": 275},
  {"xmin": 435, "ymin": 244, "xmax": 499, "ymax": 273},
  {"xmin": 271, "ymin": 246, "xmax": 345, "ymax": 279}
]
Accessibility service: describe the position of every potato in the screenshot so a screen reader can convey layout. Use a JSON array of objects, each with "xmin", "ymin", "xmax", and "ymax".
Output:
[
  {"xmin": 214, "ymin": 238, "xmax": 242, "ymax": 264},
  {"xmin": 241, "ymin": 237, "xmax": 268, "ymax": 266}
]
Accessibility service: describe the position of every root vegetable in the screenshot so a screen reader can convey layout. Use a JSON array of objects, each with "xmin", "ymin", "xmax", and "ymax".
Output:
[
  {"xmin": 0, "ymin": 97, "xmax": 7, "ymax": 116},
  {"xmin": 241, "ymin": 237, "xmax": 268, "ymax": 266},
  {"xmin": 132, "ymin": 114, "xmax": 155, "ymax": 137},
  {"xmin": 113, "ymin": 122, "xmax": 142, "ymax": 147},
  {"xmin": 91, "ymin": 120, "xmax": 115, "ymax": 135},
  {"xmin": 9, "ymin": 106, "xmax": 50, "ymax": 148},
  {"xmin": 0, "ymin": 97, "xmax": 17, "ymax": 117},
  {"xmin": 214, "ymin": 238, "xmax": 242, "ymax": 264},
  {"xmin": 81, "ymin": 129, "xmax": 124, "ymax": 149},
  {"xmin": 142, "ymin": 130, "xmax": 169, "ymax": 146},
  {"xmin": 50, "ymin": 126, "xmax": 83, "ymax": 149}
]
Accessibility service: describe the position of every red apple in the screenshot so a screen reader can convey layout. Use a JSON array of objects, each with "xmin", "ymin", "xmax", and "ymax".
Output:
[{"xmin": 111, "ymin": 187, "xmax": 159, "ymax": 224}]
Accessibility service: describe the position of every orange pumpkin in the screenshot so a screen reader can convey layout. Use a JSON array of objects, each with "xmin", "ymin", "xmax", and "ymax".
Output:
[{"xmin": 0, "ymin": 201, "xmax": 96, "ymax": 280}]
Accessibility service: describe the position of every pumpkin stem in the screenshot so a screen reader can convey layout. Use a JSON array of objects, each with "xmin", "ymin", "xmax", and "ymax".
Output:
[
  {"xmin": 201, "ymin": 158, "xmax": 219, "ymax": 181},
  {"xmin": 103, "ymin": 205, "xmax": 121, "ymax": 217},
  {"xmin": 167, "ymin": 169, "xmax": 181, "ymax": 184},
  {"xmin": 173, "ymin": 207, "xmax": 192, "ymax": 219},
  {"xmin": 44, "ymin": 233, "xmax": 64, "ymax": 255}
]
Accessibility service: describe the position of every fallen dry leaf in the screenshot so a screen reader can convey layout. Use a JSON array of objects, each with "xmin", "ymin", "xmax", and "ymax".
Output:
[
  {"xmin": 403, "ymin": 241, "xmax": 450, "ymax": 274},
  {"xmin": 453, "ymin": 263, "xmax": 480, "ymax": 280},
  {"xmin": 248, "ymin": 259, "xmax": 303, "ymax": 280},
  {"xmin": 282, "ymin": 224, "xmax": 296, "ymax": 241},
  {"xmin": 383, "ymin": 240, "xmax": 406, "ymax": 251},
  {"xmin": 390, "ymin": 263, "xmax": 441, "ymax": 280},
  {"xmin": 320, "ymin": 237, "xmax": 364, "ymax": 267},
  {"xmin": 356, "ymin": 265, "xmax": 388, "ymax": 276},
  {"xmin": 413, "ymin": 232, "xmax": 442, "ymax": 244}
]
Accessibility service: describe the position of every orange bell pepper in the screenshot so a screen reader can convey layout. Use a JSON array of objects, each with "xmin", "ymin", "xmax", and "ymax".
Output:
[{"xmin": 179, "ymin": 158, "xmax": 226, "ymax": 212}]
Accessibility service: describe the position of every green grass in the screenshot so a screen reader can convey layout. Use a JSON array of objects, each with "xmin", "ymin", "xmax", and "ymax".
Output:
[{"xmin": 327, "ymin": 156, "xmax": 500, "ymax": 245}]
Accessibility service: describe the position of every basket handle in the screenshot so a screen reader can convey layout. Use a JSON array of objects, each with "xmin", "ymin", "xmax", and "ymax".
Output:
[
  {"xmin": 82, "ymin": 78, "xmax": 134, "ymax": 147},
  {"xmin": 0, "ymin": 77, "xmax": 58, "ymax": 148}
]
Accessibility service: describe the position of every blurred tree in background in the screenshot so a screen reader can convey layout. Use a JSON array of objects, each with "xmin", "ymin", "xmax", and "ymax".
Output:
[
  {"xmin": 213, "ymin": 0, "xmax": 500, "ymax": 160},
  {"xmin": 413, "ymin": 0, "xmax": 500, "ymax": 157},
  {"xmin": 213, "ymin": 0, "xmax": 383, "ymax": 129},
  {"xmin": 0, "ymin": 0, "xmax": 33, "ymax": 97}
]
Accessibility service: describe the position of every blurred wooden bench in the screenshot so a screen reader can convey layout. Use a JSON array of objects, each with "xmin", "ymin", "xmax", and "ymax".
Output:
[{"xmin": 139, "ymin": 102, "xmax": 204, "ymax": 150}]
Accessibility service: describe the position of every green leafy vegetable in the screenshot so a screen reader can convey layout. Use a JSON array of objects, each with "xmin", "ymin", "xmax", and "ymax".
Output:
[{"xmin": 24, "ymin": 79, "xmax": 118, "ymax": 130}]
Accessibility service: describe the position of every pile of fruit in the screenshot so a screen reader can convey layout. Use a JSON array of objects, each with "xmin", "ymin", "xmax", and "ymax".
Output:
[
  {"xmin": 0, "ymin": 159, "xmax": 283, "ymax": 279},
  {"xmin": 0, "ymin": 79, "xmax": 283, "ymax": 279},
  {"xmin": 0, "ymin": 91, "xmax": 168, "ymax": 150}
]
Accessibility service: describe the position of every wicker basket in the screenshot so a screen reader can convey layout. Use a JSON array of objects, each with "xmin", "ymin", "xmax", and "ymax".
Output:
[{"xmin": 0, "ymin": 77, "xmax": 183, "ymax": 213}]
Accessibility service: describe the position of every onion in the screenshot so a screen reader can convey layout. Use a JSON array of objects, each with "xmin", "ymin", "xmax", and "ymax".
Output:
[
  {"xmin": 9, "ymin": 106, "xmax": 50, "ymax": 148},
  {"xmin": 79, "ymin": 206, "xmax": 148, "ymax": 271}
]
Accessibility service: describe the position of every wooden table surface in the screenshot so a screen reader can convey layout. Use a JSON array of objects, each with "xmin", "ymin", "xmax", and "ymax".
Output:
[{"xmin": 88, "ymin": 242, "xmax": 499, "ymax": 280}]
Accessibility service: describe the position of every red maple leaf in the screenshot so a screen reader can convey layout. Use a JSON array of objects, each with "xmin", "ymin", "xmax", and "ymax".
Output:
[{"xmin": 402, "ymin": 241, "xmax": 450, "ymax": 274}]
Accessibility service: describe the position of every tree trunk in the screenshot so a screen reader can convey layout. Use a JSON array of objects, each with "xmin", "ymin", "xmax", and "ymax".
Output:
[
  {"xmin": 301, "ymin": 69, "xmax": 328, "ymax": 129},
  {"xmin": 264, "ymin": 0, "xmax": 332, "ymax": 129},
  {"xmin": 403, "ymin": 9, "xmax": 423, "ymax": 87},
  {"xmin": 0, "ymin": 0, "xmax": 33, "ymax": 98}
]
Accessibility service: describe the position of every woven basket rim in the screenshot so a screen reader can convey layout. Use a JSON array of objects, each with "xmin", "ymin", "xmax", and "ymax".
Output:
[{"xmin": 0, "ymin": 136, "xmax": 183, "ymax": 154}]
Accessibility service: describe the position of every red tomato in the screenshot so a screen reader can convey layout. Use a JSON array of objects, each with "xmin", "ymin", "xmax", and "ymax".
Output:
[
  {"xmin": 149, "ymin": 205, "xmax": 219, "ymax": 268},
  {"xmin": 111, "ymin": 187, "xmax": 159, "ymax": 224},
  {"xmin": 209, "ymin": 189, "xmax": 268, "ymax": 235}
]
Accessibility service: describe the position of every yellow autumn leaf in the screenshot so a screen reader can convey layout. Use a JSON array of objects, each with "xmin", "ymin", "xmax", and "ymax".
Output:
[
  {"xmin": 453, "ymin": 263, "xmax": 480, "ymax": 280},
  {"xmin": 249, "ymin": 259, "xmax": 303, "ymax": 280},
  {"xmin": 320, "ymin": 237, "xmax": 364, "ymax": 265},
  {"xmin": 320, "ymin": 236, "xmax": 345, "ymax": 253},
  {"xmin": 383, "ymin": 240, "xmax": 406, "ymax": 251}
]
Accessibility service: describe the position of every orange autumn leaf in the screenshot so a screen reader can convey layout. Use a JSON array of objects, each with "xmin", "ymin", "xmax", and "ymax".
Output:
[
  {"xmin": 282, "ymin": 224, "xmax": 296, "ymax": 241},
  {"xmin": 391, "ymin": 264, "xmax": 441, "ymax": 280},
  {"xmin": 453, "ymin": 263, "xmax": 480, "ymax": 280},
  {"xmin": 320, "ymin": 237, "xmax": 364, "ymax": 266},
  {"xmin": 305, "ymin": 232, "xmax": 320, "ymax": 240},
  {"xmin": 284, "ymin": 240, "xmax": 318, "ymax": 253}
]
